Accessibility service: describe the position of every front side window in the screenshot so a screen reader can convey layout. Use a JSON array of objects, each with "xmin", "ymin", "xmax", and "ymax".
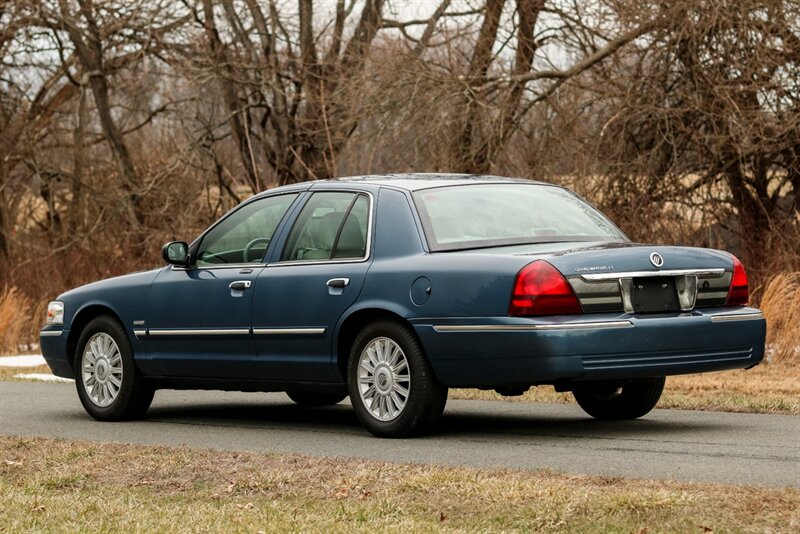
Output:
[
  {"xmin": 196, "ymin": 193, "xmax": 298, "ymax": 266},
  {"xmin": 413, "ymin": 184, "xmax": 626, "ymax": 251},
  {"xmin": 282, "ymin": 192, "xmax": 369, "ymax": 261}
]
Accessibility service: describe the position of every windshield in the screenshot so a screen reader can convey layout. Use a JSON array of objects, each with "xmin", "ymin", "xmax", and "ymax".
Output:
[{"xmin": 412, "ymin": 184, "xmax": 626, "ymax": 251}]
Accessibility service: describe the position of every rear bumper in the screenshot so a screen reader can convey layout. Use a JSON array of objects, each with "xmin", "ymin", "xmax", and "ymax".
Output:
[{"xmin": 412, "ymin": 307, "xmax": 766, "ymax": 388}]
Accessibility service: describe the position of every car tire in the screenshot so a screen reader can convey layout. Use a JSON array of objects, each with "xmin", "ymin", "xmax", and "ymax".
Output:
[
  {"xmin": 286, "ymin": 391, "xmax": 347, "ymax": 406},
  {"xmin": 74, "ymin": 315, "xmax": 154, "ymax": 421},
  {"xmin": 348, "ymin": 320, "xmax": 447, "ymax": 438},
  {"xmin": 572, "ymin": 377, "xmax": 665, "ymax": 420}
]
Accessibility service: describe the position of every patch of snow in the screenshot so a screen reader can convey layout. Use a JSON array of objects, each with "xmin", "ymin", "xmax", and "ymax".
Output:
[
  {"xmin": 13, "ymin": 373, "xmax": 73, "ymax": 383},
  {"xmin": 0, "ymin": 355, "xmax": 47, "ymax": 367}
]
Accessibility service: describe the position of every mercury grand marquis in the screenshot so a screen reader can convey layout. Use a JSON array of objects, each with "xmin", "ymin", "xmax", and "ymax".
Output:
[{"xmin": 40, "ymin": 174, "xmax": 766, "ymax": 437}]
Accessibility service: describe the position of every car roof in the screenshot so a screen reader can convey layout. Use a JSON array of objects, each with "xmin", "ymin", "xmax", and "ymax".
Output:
[{"xmin": 258, "ymin": 173, "xmax": 549, "ymax": 196}]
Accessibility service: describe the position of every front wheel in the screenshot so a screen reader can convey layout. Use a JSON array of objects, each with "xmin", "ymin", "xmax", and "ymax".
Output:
[
  {"xmin": 74, "ymin": 316, "xmax": 154, "ymax": 421},
  {"xmin": 348, "ymin": 320, "xmax": 447, "ymax": 438},
  {"xmin": 572, "ymin": 377, "xmax": 665, "ymax": 420}
]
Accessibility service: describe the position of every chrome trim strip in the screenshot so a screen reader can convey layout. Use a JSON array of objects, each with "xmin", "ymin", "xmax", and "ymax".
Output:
[
  {"xmin": 710, "ymin": 312, "xmax": 764, "ymax": 323},
  {"xmin": 252, "ymin": 327, "xmax": 327, "ymax": 335},
  {"xmin": 619, "ymin": 278, "xmax": 634, "ymax": 314},
  {"xmin": 675, "ymin": 274, "xmax": 699, "ymax": 311},
  {"xmin": 133, "ymin": 329, "xmax": 147, "ymax": 338},
  {"xmin": 432, "ymin": 321, "xmax": 633, "ymax": 333},
  {"xmin": 148, "ymin": 328, "xmax": 251, "ymax": 336},
  {"xmin": 579, "ymin": 296, "xmax": 623, "ymax": 305},
  {"xmin": 697, "ymin": 291, "xmax": 729, "ymax": 299},
  {"xmin": 39, "ymin": 330, "xmax": 63, "ymax": 337},
  {"xmin": 581, "ymin": 268, "xmax": 726, "ymax": 281}
]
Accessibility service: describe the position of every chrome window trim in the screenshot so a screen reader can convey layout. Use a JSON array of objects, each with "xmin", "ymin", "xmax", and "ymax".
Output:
[
  {"xmin": 271, "ymin": 190, "xmax": 374, "ymax": 267},
  {"xmin": 39, "ymin": 330, "xmax": 63, "ymax": 337},
  {"xmin": 581, "ymin": 268, "xmax": 726, "ymax": 281},
  {"xmin": 432, "ymin": 320, "xmax": 633, "ymax": 333},
  {"xmin": 172, "ymin": 263, "xmax": 266, "ymax": 272},
  {"xmin": 252, "ymin": 327, "xmax": 327, "ymax": 335},
  {"xmin": 710, "ymin": 312, "xmax": 764, "ymax": 323},
  {"xmin": 148, "ymin": 328, "xmax": 251, "ymax": 336}
]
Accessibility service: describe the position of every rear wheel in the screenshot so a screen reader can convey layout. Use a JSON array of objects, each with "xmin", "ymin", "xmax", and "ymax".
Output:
[
  {"xmin": 286, "ymin": 391, "xmax": 347, "ymax": 406},
  {"xmin": 74, "ymin": 316, "xmax": 154, "ymax": 421},
  {"xmin": 572, "ymin": 377, "xmax": 665, "ymax": 420},
  {"xmin": 348, "ymin": 320, "xmax": 447, "ymax": 438}
]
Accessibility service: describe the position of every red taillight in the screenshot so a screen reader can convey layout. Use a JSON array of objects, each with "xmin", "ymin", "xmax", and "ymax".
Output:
[
  {"xmin": 509, "ymin": 261, "xmax": 583, "ymax": 316},
  {"xmin": 726, "ymin": 255, "xmax": 749, "ymax": 306}
]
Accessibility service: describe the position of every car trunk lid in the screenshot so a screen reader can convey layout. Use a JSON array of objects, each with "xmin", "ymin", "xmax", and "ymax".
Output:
[{"xmin": 470, "ymin": 241, "xmax": 735, "ymax": 313}]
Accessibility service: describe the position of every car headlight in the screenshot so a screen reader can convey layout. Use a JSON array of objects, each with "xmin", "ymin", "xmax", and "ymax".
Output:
[{"xmin": 46, "ymin": 301, "xmax": 64, "ymax": 325}]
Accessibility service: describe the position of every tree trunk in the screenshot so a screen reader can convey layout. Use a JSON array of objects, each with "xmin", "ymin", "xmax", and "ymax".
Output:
[
  {"xmin": 452, "ymin": 0, "xmax": 505, "ymax": 173},
  {"xmin": 202, "ymin": 0, "xmax": 261, "ymax": 192}
]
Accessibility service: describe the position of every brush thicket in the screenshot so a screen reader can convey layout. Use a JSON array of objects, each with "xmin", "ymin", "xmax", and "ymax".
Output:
[
  {"xmin": 0, "ymin": 286, "xmax": 32, "ymax": 355},
  {"xmin": 759, "ymin": 272, "xmax": 800, "ymax": 365}
]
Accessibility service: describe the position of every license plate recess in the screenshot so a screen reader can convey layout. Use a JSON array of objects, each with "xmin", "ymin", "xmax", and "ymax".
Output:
[{"xmin": 631, "ymin": 277, "xmax": 680, "ymax": 313}]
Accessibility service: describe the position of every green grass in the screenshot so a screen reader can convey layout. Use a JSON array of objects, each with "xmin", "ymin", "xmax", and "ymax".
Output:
[{"xmin": 1, "ymin": 436, "xmax": 798, "ymax": 533}]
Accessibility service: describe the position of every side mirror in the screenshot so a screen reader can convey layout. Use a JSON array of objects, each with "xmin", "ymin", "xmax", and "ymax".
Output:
[{"xmin": 162, "ymin": 241, "xmax": 189, "ymax": 266}]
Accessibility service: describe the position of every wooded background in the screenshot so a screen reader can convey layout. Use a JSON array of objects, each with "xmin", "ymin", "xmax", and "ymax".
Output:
[{"xmin": 1, "ymin": 0, "xmax": 798, "ymax": 347}]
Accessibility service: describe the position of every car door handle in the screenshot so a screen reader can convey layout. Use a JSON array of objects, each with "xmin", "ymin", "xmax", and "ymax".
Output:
[
  {"xmin": 326, "ymin": 278, "xmax": 350, "ymax": 289},
  {"xmin": 229, "ymin": 280, "xmax": 252, "ymax": 291}
]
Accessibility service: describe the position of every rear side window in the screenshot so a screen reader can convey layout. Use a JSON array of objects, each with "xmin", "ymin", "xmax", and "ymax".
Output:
[{"xmin": 282, "ymin": 192, "xmax": 369, "ymax": 262}]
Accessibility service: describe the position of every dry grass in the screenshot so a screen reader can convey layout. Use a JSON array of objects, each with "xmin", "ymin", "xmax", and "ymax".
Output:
[
  {"xmin": 451, "ymin": 361, "xmax": 800, "ymax": 415},
  {"xmin": 1, "ymin": 435, "xmax": 798, "ymax": 533},
  {"xmin": 0, "ymin": 286, "xmax": 32, "ymax": 354},
  {"xmin": 760, "ymin": 272, "xmax": 800, "ymax": 364}
]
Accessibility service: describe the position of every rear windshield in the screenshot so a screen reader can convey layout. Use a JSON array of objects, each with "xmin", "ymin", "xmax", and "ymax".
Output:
[{"xmin": 412, "ymin": 184, "xmax": 626, "ymax": 251}]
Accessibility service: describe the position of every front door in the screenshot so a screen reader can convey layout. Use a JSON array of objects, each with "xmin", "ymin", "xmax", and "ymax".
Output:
[
  {"xmin": 252, "ymin": 191, "xmax": 372, "ymax": 381},
  {"xmin": 147, "ymin": 193, "xmax": 300, "ymax": 378}
]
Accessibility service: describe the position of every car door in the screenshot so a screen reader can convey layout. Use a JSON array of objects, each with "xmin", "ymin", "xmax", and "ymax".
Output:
[
  {"xmin": 251, "ymin": 190, "xmax": 373, "ymax": 381},
  {"xmin": 148, "ymin": 193, "xmax": 300, "ymax": 378}
]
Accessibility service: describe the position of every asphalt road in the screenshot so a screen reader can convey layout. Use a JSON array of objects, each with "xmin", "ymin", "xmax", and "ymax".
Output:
[{"xmin": 1, "ymin": 381, "xmax": 798, "ymax": 488}]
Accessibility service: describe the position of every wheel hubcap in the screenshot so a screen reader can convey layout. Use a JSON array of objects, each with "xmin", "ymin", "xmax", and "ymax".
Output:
[
  {"xmin": 81, "ymin": 332, "xmax": 123, "ymax": 407},
  {"xmin": 357, "ymin": 337, "xmax": 410, "ymax": 422}
]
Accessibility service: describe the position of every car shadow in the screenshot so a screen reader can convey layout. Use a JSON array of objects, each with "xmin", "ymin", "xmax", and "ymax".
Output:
[{"xmin": 139, "ymin": 392, "xmax": 738, "ymax": 440}]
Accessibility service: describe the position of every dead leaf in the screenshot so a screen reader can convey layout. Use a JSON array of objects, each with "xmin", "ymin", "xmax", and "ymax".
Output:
[
  {"xmin": 3, "ymin": 460, "xmax": 22, "ymax": 466},
  {"xmin": 439, "ymin": 511, "xmax": 447, "ymax": 522},
  {"xmin": 335, "ymin": 487, "xmax": 349, "ymax": 499},
  {"xmin": 700, "ymin": 527, "xmax": 714, "ymax": 533}
]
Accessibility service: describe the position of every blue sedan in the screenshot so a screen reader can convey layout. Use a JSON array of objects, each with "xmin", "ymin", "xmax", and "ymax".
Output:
[{"xmin": 40, "ymin": 175, "xmax": 766, "ymax": 437}]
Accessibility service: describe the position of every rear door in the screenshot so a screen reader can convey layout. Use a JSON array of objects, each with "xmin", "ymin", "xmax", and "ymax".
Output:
[
  {"xmin": 251, "ymin": 190, "xmax": 373, "ymax": 381},
  {"xmin": 148, "ymin": 193, "xmax": 300, "ymax": 378}
]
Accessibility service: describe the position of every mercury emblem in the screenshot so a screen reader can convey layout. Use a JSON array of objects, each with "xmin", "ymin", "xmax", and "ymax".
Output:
[{"xmin": 650, "ymin": 252, "xmax": 664, "ymax": 268}]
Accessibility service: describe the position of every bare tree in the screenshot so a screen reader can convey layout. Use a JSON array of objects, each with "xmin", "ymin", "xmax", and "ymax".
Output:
[
  {"xmin": 179, "ymin": 0, "xmax": 386, "ymax": 188},
  {"xmin": 587, "ymin": 0, "xmax": 800, "ymax": 270}
]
